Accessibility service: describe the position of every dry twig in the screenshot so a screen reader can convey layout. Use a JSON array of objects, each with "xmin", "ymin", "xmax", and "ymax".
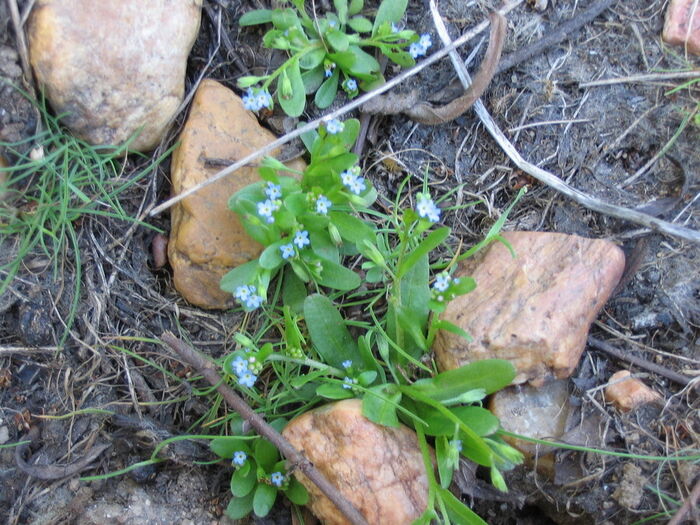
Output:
[
  {"xmin": 159, "ymin": 332, "xmax": 369, "ymax": 525},
  {"xmin": 428, "ymin": 2, "xmax": 700, "ymax": 244}
]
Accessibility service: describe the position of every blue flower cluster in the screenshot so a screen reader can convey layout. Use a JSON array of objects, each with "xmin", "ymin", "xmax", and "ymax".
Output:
[
  {"xmin": 325, "ymin": 119, "xmax": 344, "ymax": 134},
  {"xmin": 242, "ymin": 87, "xmax": 273, "ymax": 112},
  {"xmin": 232, "ymin": 450, "xmax": 247, "ymax": 466},
  {"xmin": 340, "ymin": 166, "xmax": 366, "ymax": 195},
  {"xmin": 432, "ymin": 272, "xmax": 460, "ymax": 302},
  {"xmin": 416, "ymin": 193, "xmax": 441, "ymax": 222},
  {"xmin": 270, "ymin": 471, "xmax": 285, "ymax": 487},
  {"xmin": 234, "ymin": 285, "xmax": 265, "ymax": 310},
  {"xmin": 315, "ymin": 194, "xmax": 332, "ymax": 215},
  {"xmin": 409, "ymin": 33, "xmax": 432, "ymax": 59},
  {"xmin": 229, "ymin": 354, "xmax": 258, "ymax": 388},
  {"xmin": 343, "ymin": 78, "xmax": 358, "ymax": 94}
]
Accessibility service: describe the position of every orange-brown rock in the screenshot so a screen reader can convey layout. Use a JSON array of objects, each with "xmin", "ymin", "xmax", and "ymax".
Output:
[
  {"xmin": 604, "ymin": 370, "xmax": 661, "ymax": 412},
  {"xmin": 489, "ymin": 379, "xmax": 570, "ymax": 475},
  {"xmin": 28, "ymin": 0, "xmax": 202, "ymax": 151},
  {"xmin": 169, "ymin": 79, "xmax": 305, "ymax": 309},
  {"xmin": 434, "ymin": 232, "xmax": 625, "ymax": 385},
  {"xmin": 282, "ymin": 399, "xmax": 428, "ymax": 525},
  {"xmin": 663, "ymin": 0, "xmax": 700, "ymax": 55}
]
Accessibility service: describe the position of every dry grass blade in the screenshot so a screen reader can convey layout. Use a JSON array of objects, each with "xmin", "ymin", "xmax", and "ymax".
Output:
[{"xmin": 429, "ymin": 2, "xmax": 700, "ymax": 244}]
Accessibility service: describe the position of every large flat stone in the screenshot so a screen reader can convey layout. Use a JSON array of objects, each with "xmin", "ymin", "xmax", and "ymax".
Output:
[
  {"xmin": 662, "ymin": 0, "xmax": 700, "ymax": 55},
  {"xmin": 282, "ymin": 399, "xmax": 428, "ymax": 525},
  {"xmin": 169, "ymin": 79, "xmax": 304, "ymax": 309},
  {"xmin": 28, "ymin": 0, "xmax": 202, "ymax": 151},
  {"xmin": 434, "ymin": 232, "xmax": 625, "ymax": 385}
]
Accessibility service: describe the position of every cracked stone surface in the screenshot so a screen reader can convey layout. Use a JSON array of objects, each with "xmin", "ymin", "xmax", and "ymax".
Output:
[
  {"xmin": 282, "ymin": 399, "xmax": 428, "ymax": 525},
  {"xmin": 434, "ymin": 231, "xmax": 625, "ymax": 385},
  {"xmin": 168, "ymin": 79, "xmax": 305, "ymax": 308}
]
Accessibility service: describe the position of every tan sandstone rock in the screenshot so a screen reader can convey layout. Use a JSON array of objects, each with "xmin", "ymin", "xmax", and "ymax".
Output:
[
  {"xmin": 489, "ymin": 379, "xmax": 570, "ymax": 475},
  {"xmin": 663, "ymin": 0, "xmax": 700, "ymax": 55},
  {"xmin": 28, "ymin": 0, "xmax": 202, "ymax": 151},
  {"xmin": 434, "ymin": 232, "xmax": 625, "ymax": 385},
  {"xmin": 169, "ymin": 79, "xmax": 305, "ymax": 309},
  {"xmin": 605, "ymin": 370, "xmax": 661, "ymax": 412},
  {"xmin": 282, "ymin": 399, "xmax": 428, "ymax": 525}
]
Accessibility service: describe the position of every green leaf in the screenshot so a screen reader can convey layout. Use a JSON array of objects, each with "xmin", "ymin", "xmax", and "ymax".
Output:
[
  {"xmin": 259, "ymin": 240, "xmax": 285, "ymax": 270},
  {"xmin": 316, "ymin": 256, "xmax": 361, "ymax": 291},
  {"xmin": 231, "ymin": 466, "xmax": 257, "ymax": 497},
  {"xmin": 302, "ymin": 67, "xmax": 325, "ymax": 94},
  {"xmin": 282, "ymin": 267, "xmax": 307, "ymax": 313},
  {"xmin": 299, "ymin": 47, "xmax": 326, "ymax": 70},
  {"xmin": 309, "ymin": 231, "xmax": 339, "ymax": 263},
  {"xmin": 348, "ymin": 16, "xmax": 373, "ymax": 33},
  {"xmin": 438, "ymin": 487, "xmax": 488, "ymax": 525},
  {"xmin": 317, "ymin": 383, "xmax": 355, "ymax": 400},
  {"xmin": 304, "ymin": 294, "xmax": 359, "ymax": 368},
  {"xmin": 315, "ymin": 70, "xmax": 339, "ymax": 109},
  {"xmin": 348, "ymin": 0, "xmax": 364, "ymax": 16},
  {"xmin": 326, "ymin": 29, "xmax": 349, "ymax": 52},
  {"xmin": 387, "ymin": 254, "xmax": 429, "ymax": 358},
  {"xmin": 396, "ymin": 226, "xmax": 450, "ymax": 279},
  {"xmin": 253, "ymin": 483, "xmax": 277, "ymax": 517},
  {"xmin": 220, "ymin": 260, "xmax": 260, "ymax": 294},
  {"xmin": 432, "ymin": 319, "xmax": 471, "ymax": 342},
  {"xmin": 285, "ymin": 477, "xmax": 309, "ymax": 505},
  {"xmin": 383, "ymin": 48, "xmax": 415, "ymax": 68},
  {"xmin": 341, "ymin": 46, "xmax": 381, "ymax": 79},
  {"xmin": 271, "ymin": 8, "xmax": 300, "ymax": 30},
  {"xmin": 436, "ymin": 436, "xmax": 455, "ymax": 489},
  {"xmin": 330, "ymin": 211, "xmax": 375, "ymax": 244},
  {"xmin": 237, "ymin": 75, "xmax": 263, "ymax": 88},
  {"xmin": 362, "ymin": 384, "xmax": 401, "ymax": 427},
  {"xmin": 239, "ymin": 9, "xmax": 273, "ymax": 26},
  {"xmin": 372, "ymin": 0, "xmax": 408, "ymax": 35},
  {"xmin": 225, "ymin": 493, "xmax": 255, "ymax": 520},
  {"xmin": 254, "ymin": 439, "xmax": 279, "ymax": 472},
  {"xmin": 417, "ymin": 405, "xmax": 500, "ymax": 437},
  {"xmin": 278, "ymin": 60, "xmax": 306, "ymax": 117},
  {"xmin": 411, "ymin": 360, "xmax": 516, "ymax": 403},
  {"xmin": 333, "ymin": 0, "xmax": 348, "ymax": 24},
  {"xmin": 210, "ymin": 437, "xmax": 250, "ymax": 458}
]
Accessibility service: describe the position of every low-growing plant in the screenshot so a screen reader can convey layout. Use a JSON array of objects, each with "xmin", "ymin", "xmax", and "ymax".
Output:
[
  {"xmin": 237, "ymin": 0, "xmax": 431, "ymax": 116},
  {"xmin": 214, "ymin": 116, "xmax": 527, "ymax": 522}
]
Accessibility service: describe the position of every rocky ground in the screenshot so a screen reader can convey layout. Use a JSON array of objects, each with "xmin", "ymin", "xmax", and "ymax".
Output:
[{"xmin": 1, "ymin": 0, "xmax": 699, "ymax": 524}]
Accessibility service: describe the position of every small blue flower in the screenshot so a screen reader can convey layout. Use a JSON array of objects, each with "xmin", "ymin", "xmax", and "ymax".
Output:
[
  {"xmin": 450, "ymin": 439, "xmax": 463, "ymax": 453},
  {"xmin": 242, "ymin": 88, "xmax": 272, "ymax": 111},
  {"xmin": 326, "ymin": 119, "xmax": 344, "ymax": 134},
  {"xmin": 234, "ymin": 285, "xmax": 252, "ymax": 302},
  {"xmin": 419, "ymin": 33, "xmax": 432, "ymax": 51},
  {"xmin": 315, "ymin": 195, "xmax": 332, "ymax": 215},
  {"xmin": 409, "ymin": 42, "xmax": 423, "ymax": 59},
  {"xmin": 232, "ymin": 451, "xmax": 247, "ymax": 466},
  {"xmin": 280, "ymin": 243, "xmax": 296, "ymax": 260},
  {"xmin": 257, "ymin": 199, "xmax": 276, "ymax": 223},
  {"xmin": 293, "ymin": 230, "xmax": 310, "ymax": 249},
  {"xmin": 342, "ymin": 360, "xmax": 352, "ymax": 369},
  {"xmin": 433, "ymin": 273, "xmax": 451, "ymax": 292},
  {"xmin": 328, "ymin": 19, "xmax": 337, "ymax": 28},
  {"xmin": 256, "ymin": 90, "xmax": 273, "ymax": 110},
  {"xmin": 242, "ymin": 88, "xmax": 258, "ymax": 111},
  {"xmin": 265, "ymin": 182, "xmax": 282, "ymax": 200},
  {"xmin": 348, "ymin": 176, "xmax": 366, "ymax": 195},
  {"xmin": 239, "ymin": 371, "xmax": 257, "ymax": 388},
  {"xmin": 245, "ymin": 293, "xmax": 264, "ymax": 310},
  {"xmin": 341, "ymin": 169, "xmax": 356, "ymax": 186},
  {"xmin": 270, "ymin": 472, "xmax": 285, "ymax": 487},
  {"xmin": 232, "ymin": 356, "xmax": 249, "ymax": 376},
  {"xmin": 416, "ymin": 193, "xmax": 440, "ymax": 222},
  {"xmin": 343, "ymin": 78, "xmax": 358, "ymax": 92},
  {"xmin": 342, "ymin": 376, "xmax": 354, "ymax": 389},
  {"xmin": 391, "ymin": 22, "xmax": 400, "ymax": 33},
  {"xmin": 324, "ymin": 62, "xmax": 336, "ymax": 78}
]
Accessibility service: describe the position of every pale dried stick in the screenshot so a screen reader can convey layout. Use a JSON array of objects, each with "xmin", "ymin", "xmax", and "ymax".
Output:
[
  {"xmin": 149, "ymin": 0, "xmax": 525, "ymax": 217},
  {"xmin": 579, "ymin": 70, "xmax": 700, "ymax": 88},
  {"xmin": 429, "ymin": 2, "xmax": 700, "ymax": 244}
]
